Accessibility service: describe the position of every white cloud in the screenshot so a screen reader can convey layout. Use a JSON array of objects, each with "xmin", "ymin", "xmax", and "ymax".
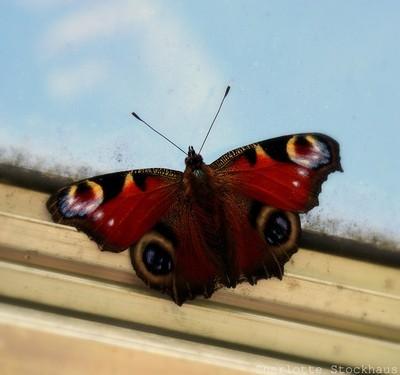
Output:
[
  {"xmin": 47, "ymin": 61, "xmax": 107, "ymax": 99},
  {"xmin": 18, "ymin": 0, "xmax": 77, "ymax": 10},
  {"xmin": 41, "ymin": 1, "xmax": 155, "ymax": 57},
  {"xmin": 40, "ymin": 0, "xmax": 222, "ymax": 117}
]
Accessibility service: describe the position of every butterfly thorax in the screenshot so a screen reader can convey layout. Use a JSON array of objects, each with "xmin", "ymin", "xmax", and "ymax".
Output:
[
  {"xmin": 185, "ymin": 146, "xmax": 203, "ymax": 171},
  {"xmin": 184, "ymin": 146, "xmax": 209, "ymax": 195},
  {"xmin": 183, "ymin": 146, "xmax": 218, "ymax": 207}
]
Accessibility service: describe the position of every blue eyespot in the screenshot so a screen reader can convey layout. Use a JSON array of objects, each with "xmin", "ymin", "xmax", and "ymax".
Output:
[
  {"xmin": 264, "ymin": 212, "xmax": 291, "ymax": 246},
  {"xmin": 142, "ymin": 243, "xmax": 173, "ymax": 275}
]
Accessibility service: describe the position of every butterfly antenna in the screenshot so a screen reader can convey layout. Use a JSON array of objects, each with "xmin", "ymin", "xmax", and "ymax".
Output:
[
  {"xmin": 131, "ymin": 112, "xmax": 187, "ymax": 155},
  {"xmin": 198, "ymin": 86, "xmax": 231, "ymax": 154}
]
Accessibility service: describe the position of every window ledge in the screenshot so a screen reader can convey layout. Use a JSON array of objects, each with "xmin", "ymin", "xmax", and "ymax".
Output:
[{"xmin": 0, "ymin": 167, "xmax": 399, "ymax": 372}]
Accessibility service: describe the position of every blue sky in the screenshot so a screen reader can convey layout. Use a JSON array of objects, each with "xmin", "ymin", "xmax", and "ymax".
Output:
[{"xmin": 1, "ymin": 1, "xmax": 399, "ymax": 247}]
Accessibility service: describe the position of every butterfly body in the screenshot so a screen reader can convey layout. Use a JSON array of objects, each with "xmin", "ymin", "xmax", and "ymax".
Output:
[{"xmin": 48, "ymin": 133, "xmax": 341, "ymax": 305}]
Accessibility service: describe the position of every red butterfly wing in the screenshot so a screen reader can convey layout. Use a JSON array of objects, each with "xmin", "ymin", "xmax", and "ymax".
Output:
[
  {"xmin": 211, "ymin": 133, "xmax": 342, "ymax": 212},
  {"xmin": 209, "ymin": 133, "xmax": 341, "ymax": 286},
  {"xmin": 47, "ymin": 169, "xmax": 182, "ymax": 252},
  {"xmin": 221, "ymin": 194, "xmax": 301, "ymax": 284}
]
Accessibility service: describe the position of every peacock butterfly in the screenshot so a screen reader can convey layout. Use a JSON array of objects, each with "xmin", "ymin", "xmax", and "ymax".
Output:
[{"xmin": 47, "ymin": 87, "xmax": 342, "ymax": 305}]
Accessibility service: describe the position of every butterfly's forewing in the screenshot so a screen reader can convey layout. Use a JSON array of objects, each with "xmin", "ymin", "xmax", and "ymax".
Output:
[
  {"xmin": 211, "ymin": 133, "xmax": 342, "ymax": 212},
  {"xmin": 47, "ymin": 169, "xmax": 182, "ymax": 252}
]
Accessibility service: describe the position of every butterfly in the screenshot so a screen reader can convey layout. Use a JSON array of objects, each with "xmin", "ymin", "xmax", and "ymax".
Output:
[
  {"xmin": 47, "ymin": 89, "xmax": 342, "ymax": 305},
  {"xmin": 47, "ymin": 133, "xmax": 341, "ymax": 305}
]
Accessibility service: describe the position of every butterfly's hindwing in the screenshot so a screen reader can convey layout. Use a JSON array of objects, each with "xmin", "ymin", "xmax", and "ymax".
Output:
[{"xmin": 129, "ymin": 195, "xmax": 227, "ymax": 305}]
